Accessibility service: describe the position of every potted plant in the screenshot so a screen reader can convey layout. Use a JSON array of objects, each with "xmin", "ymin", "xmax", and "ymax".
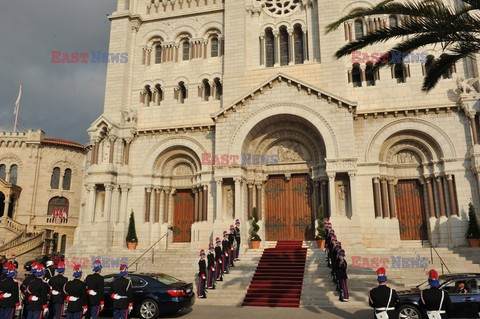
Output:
[
  {"xmin": 466, "ymin": 203, "xmax": 480, "ymax": 247},
  {"xmin": 126, "ymin": 210, "xmax": 138, "ymax": 250},
  {"xmin": 250, "ymin": 207, "xmax": 261, "ymax": 249},
  {"xmin": 315, "ymin": 205, "xmax": 326, "ymax": 249}
]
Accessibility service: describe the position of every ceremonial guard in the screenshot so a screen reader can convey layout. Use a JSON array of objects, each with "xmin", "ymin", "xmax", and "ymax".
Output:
[
  {"xmin": 111, "ymin": 265, "xmax": 133, "ymax": 319},
  {"xmin": 326, "ymin": 231, "xmax": 335, "ymax": 267},
  {"xmin": 26, "ymin": 264, "xmax": 50, "ymax": 319},
  {"xmin": 44, "ymin": 261, "xmax": 55, "ymax": 282},
  {"xmin": 330, "ymin": 239, "xmax": 341, "ymax": 281},
  {"xmin": 64, "ymin": 265, "xmax": 88, "ymax": 319},
  {"xmin": 206, "ymin": 244, "xmax": 216, "ymax": 289},
  {"xmin": 221, "ymin": 231, "xmax": 230, "ymax": 274},
  {"xmin": 85, "ymin": 260, "xmax": 104, "ymax": 319},
  {"xmin": 10, "ymin": 256, "xmax": 18, "ymax": 271},
  {"xmin": 419, "ymin": 270, "xmax": 453, "ymax": 319},
  {"xmin": 369, "ymin": 267, "xmax": 399, "ymax": 319},
  {"xmin": 197, "ymin": 250, "xmax": 207, "ymax": 299},
  {"xmin": 214, "ymin": 237, "xmax": 223, "ymax": 281},
  {"xmin": 228, "ymin": 226, "xmax": 235, "ymax": 268},
  {"xmin": 0, "ymin": 264, "xmax": 20, "ymax": 319},
  {"xmin": 234, "ymin": 219, "xmax": 241, "ymax": 261},
  {"xmin": 0, "ymin": 262, "xmax": 10, "ymax": 282},
  {"xmin": 21, "ymin": 262, "xmax": 38, "ymax": 319},
  {"xmin": 335, "ymin": 249, "xmax": 349, "ymax": 302},
  {"xmin": 48, "ymin": 262, "xmax": 67, "ymax": 319}
]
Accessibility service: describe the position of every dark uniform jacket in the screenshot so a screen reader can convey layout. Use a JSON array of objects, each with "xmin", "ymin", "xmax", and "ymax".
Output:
[
  {"xmin": 198, "ymin": 259, "xmax": 207, "ymax": 278},
  {"xmin": 214, "ymin": 246, "xmax": 223, "ymax": 262},
  {"xmin": 222, "ymin": 239, "xmax": 229, "ymax": 255},
  {"xmin": 21, "ymin": 274, "xmax": 35, "ymax": 308},
  {"xmin": 420, "ymin": 287, "xmax": 453, "ymax": 319},
  {"xmin": 85, "ymin": 273, "xmax": 105, "ymax": 306},
  {"xmin": 45, "ymin": 268, "xmax": 55, "ymax": 282},
  {"xmin": 27, "ymin": 277, "xmax": 49, "ymax": 311},
  {"xmin": 335, "ymin": 259, "xmax": 348, "ymax": 280},
  {"xmin": 207, "ymin": 252, "xmax": 215, "ymax": 270},
  {"xmin": 234, "ymin": 227, "xmax": 240, "ymax": 238},
  {"xmin": 228, "ymin": 233, "xmax": 235, "ymax": 248},
  {"xmin": 111, "ymin": 277, "xmax": 133, "ymax": 310},
  {"xmin": 64, "ymin": 279, "xmax": 88, "ymax": 313},
  {"xmin": 48, "ymin": 274, "xmax": 68, "ymax": 304},
  {"xmin": 0, "ymin": 277, "xmax": 20, "ymax": 308},
  {"xmin": 369, "ymin": 285, "xmax": 400, "ymax": 318}
]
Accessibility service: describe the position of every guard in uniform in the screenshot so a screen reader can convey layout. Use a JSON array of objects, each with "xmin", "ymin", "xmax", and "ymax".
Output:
[
  {"xmin": 64, "ymin": 265, "xmax": 88, "ymax": 319},
  {"xmin": 21, "ymin": 262, "xmax": 38, "ymax": 319},
  {"xmin": 234, "ymin": 219, "xmax": 241, "ymax": 261},
  {"xmin": 111, "ymin": 265, "xmax": 133, "ymax": 319},
  {"xmin": 26, "ymin": 264, "xmax": 50, "ymax": 319},
  {"xmin": 10, "ymin": 256, "xmax": 18, "ymax": 271},
  {"xmin": 214, "ymin": 237, "xmax": 223, "ymax": 281},
  {"xmin": 0, "ymin": 262, "xmax": 10, "ymax": 282},
  {"xmin": 369, "ymin": 267, "xmax": 399, "ymax": 319},
  {"xmin": 44, "ymin": 261, "xmax": 55, "ymax": 282},
  {"xmin": 335, "ymin": 249, "xmax": 349, "ymax": 302},
  {"xmin": 419, "ymin": 270, "xmax": 453, "ymax": 319},
  {"xmin": 85, "ymin": 260, "xmax": 104, "ymax": 319},
  {"xmin": 0, "ymin": 264, "xmax": 21, "ymax": 319},
  {"xmin": 197, "ymin": 250, "xmax": 207, "ymax": 299},
  {"xmin": 221, "ymin": 231, "xmax": 230, "ymax": 274},
  {"xmin": 48, "ymin": 262, "xmax": 67, "ymax": 319},
  {"xmin": 206, "ymin": 244, "xmax": 215, "ymax": 289},
  {"xmin": 228, "ymin": 226, "xmax": 235, "ymax": 268}
]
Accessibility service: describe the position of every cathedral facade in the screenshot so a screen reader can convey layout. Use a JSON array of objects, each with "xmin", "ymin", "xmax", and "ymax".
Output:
[{"xmin": 69, "ymin": 0, "xmax": 480, "ymax": 256}]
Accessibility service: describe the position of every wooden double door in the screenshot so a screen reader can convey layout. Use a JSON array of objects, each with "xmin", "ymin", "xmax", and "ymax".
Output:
[
  {"xmin": 173, "ymin": 189, "xmax": 195, "ymax": 243},
  {"xmin": 395, "ymin": 180, "xmax": 428, "ymax": 240},
  {"xmin": 264, "ymin": 174, "xmax": 314, "ymax": 241}
]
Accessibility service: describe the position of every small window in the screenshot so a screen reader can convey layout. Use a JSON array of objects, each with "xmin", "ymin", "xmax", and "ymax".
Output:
[
  {"xmin": 0, "ymin": 165, "xmax": 6, "ymax": 181},
  {"xmin": 60, "ymin": 235, "xmax": 67, "ymax": 254},
  {"xmin": 63, "ymin": 168, "xmax": 72, "ymax": 190},
  {"xmin": 214, "ymin": 78, "xmax": 222, "ymax": 100},
  {"xmin": 47, "ymin": 196, "xmax": 69, "ymax": 217},
  {"xmin": 178, "ymin": 82, "xmax": 187, "ymax": 103},
  {"xmin": 279, "ymin": 26, "xmax": 289, "ymax": 66},
  {"xmin": 51, "ymin": 167, "xmax": 61, "ymax": 189},
  {"xmin": 389, "ymin": 15, "xmax": 398, "ymax": 28},
  {"xmin": 354, "ymin": 19, "xmax": 364, "ymax": 39},
  {"xmin": 440, "ymin": 54, "xmax": 453, "ymax": 79},
  {"xmin": 365, "ymin": 62, "xmax": 376, "ymax": 86},
  {"xmin": 394, "ymin": 64, "xmax": 406, "ymax": 83},
  {"xmin": 424, "ymin": 55, "xmax": 434, "ymax": 75},
  {"xmin": 155, "ymin": 84, "xmax": 163, "ymax": 106},
  {"xmin": 352, "ymin": 63, "xmax": 362, "ymax": 87},
  {"xmin": 293, "ymin": 25, "xmax": 304, "ymax": 64},
  {"xmin": 211, "ymin": 37, "xmax": 219, "ymax": 57},
  {"xmin": 182, "ymin": 40, "xmax": 190, "ymax": 61},
  {"xmin": 202, "ymin": 79, "xmax": 211, "ymax": 101},
  {"xmin": 155, "ymin": 44, "xmax": 162, "ymax": 64},
  {"xmin": 265, "ymin": 28, "xmax": 275, "ymax": 68},
  {"xmin": 130, "ymin": 276, "xmax": 147, "ymax": 288},
  {"xmin": 145, "ymin": 85, "xmax": 153, "ymax": 106},
  {"xmin": 9, "ymin": 165, "xmax": 18, "ymax": 185}
]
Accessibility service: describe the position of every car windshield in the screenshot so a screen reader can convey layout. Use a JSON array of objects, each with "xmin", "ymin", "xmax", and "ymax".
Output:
[{"xmin": 151, "ymin": 274, "xmax": 183, "ymax": 285}]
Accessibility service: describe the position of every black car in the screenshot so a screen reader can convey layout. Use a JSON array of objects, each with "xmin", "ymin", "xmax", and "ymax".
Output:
[
  {"xmin": 396, "ymin": 273, "xmax": 480, "ymax": 319},
  {"xmin": 102, "ymin": 273, "xmax": 195, "ymax": 319}
]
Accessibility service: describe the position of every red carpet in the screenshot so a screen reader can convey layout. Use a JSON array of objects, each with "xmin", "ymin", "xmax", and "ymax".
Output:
[{"xmin": 242, "ymin": 241, "xmax": 307, "ymax": 307}]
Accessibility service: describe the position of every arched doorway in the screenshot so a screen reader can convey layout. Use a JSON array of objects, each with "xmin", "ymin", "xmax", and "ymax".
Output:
[
  {"xmin": 241, "ymin": 115, "xmax": 327, "ymax": 241},
  {"xmin": 7, "ymin": 195, "xmax": 15, "ymax": 218},
  {"xmin": 0, "ymin": 192, "xmax": 5, "ymax": 217}
]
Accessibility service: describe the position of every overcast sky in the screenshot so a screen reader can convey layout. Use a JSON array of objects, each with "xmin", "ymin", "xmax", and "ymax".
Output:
[{"xmin": 0, "ymin": 0, "xmax": 117, "ymax": 144}]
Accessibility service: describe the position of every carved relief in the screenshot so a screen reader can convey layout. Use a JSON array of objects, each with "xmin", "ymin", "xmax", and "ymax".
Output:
[
  {"xmin": 395, "ymin": 151, "xmax": 420, "ymax": 164},
  {"xmin": 269, "ymin": 140, "xmax": 310, "ymax": 162},
  {"xmin": 121, "ymin": 108, "xmax": 138, "ymax": 124},
  {"xmin": 174, "ymin": 164, "xmax": 193, "ymax": 176},
  {"xmin": 226, "ymin": 187, "xmax": 234, "ymax": 219}
]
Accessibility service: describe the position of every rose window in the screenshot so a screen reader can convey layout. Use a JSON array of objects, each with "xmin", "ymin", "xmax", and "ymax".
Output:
[{"xmin": 263, "ymin": 0, "xmax": 301, "ymax": 16}]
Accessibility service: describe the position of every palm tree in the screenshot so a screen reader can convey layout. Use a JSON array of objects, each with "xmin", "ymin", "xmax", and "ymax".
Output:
[{"xmin": 326, "ymin": 0, "xmax": 480, "ymax": 91}]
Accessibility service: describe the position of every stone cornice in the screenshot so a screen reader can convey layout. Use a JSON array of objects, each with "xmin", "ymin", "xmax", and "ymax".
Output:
[
  {"xmin": 135, "ymin": 123, "xmax": 214, "ymax": 136},
  {"xmin": 354, "ymin": 103, "xmax": 460, "ymax": 120}
]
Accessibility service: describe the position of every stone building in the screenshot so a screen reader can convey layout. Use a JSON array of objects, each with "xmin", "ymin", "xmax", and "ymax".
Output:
[
  {"xmin": 0, "ymin": 130, "xmax": 85, "ymax": 259},
  {"xmin": 69, "ymin": 0, "xmax": 480, "ymax": 256}
]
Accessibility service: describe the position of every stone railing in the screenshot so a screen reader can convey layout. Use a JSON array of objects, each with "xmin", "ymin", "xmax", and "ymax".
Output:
[
  {"xmin": 0, "ymin": 231, "xmax": 46, "ymax": 257},
  {"xmin": 0, "ymin": 231, "xmax": 26, "ymax": 252},
  {"xmin": 0, "ymin": 216, "xmax": 27, "ymax": 234}
]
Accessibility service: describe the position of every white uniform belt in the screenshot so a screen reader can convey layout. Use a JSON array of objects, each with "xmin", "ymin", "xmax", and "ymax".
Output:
[{"xmin": 375, "ymin": 307, "xmax": 395, "ymax": 311}]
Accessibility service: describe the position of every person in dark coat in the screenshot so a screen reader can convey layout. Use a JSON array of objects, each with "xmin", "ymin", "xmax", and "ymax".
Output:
[
  {"xmin": 369, "ymin": 267, "xmax": 399, "ymax": 319},
  {"xmin": 0, "ymin": 262, "xmax": 10, "ymax": 282},
  {"xmin": 330, "ymin": 240, "xmax": 341, "ymax": 282},
  {"xmin": 214, "ymin": 237, "xmax": 223, "ymax": 281},
  {"xmin": 0, "ymin": 264, "xmax": 21, "ymax": 319},
  {"xmin": 419, "ymin": 270, "xmax": 453, "ymax": 319},
  {"xmin": 228, "ymin": 225, "xmax": 235, "ymax": 267},
  {"xmin": 44, "ymin": 261, "xmax": 55, "ymax": 282},
  {"xmin": 10, "ymin": 256, "xmax": 18, "ymax": 271},
  {"xmin": 21, "ymin": 262, "xmax": 38, "ymax": 319},
  {"xmin": 111, "ymin": 265, "xmax": 133, "ymax": 319},
  {"xmin": 26, "ymin": 264, "xmax": 50, "ymax": 319},
  {"xmin": 197, "ymin": 250, "xmax": 207, "ymax": 299},
  {"xmin": 64, "ymin": 265, "xmax": 88, "ymax": 319},
  {"xmin": 335, "ymin": 249, "xmax": 349, "ymax": 302},
  {"xmin": 48, "ymin": 262, "xmax": 68, "ymax": 319},
  {"xmin": 221, "ymin": 231, "xmax": 230, "ymax": 274},
  {"xmin": 326, "ymin": 230, "xmax": 335, "ymax": 267},
  {"xmin": 234, "ymin": 219, "xmax": 241, "ymax": 261},
  {"xmin": 206, "ymin": 244, "xmax": 216, "ymax": 289},
  {"xmin": 85, "ymin": 260, "xmax": 104, "ymax": 319}
]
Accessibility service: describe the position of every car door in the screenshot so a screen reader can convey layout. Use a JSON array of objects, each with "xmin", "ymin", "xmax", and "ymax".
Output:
[
  {"xmin": 129, "ymin": 275, "xmax": 148, "ymax": 307},
  {"xmin": 103, "ymin": 275, "xmax": 116, "ymax": 310},
  {"xmin": 441, "ymin": 278, "xmax": 479, "ymax": 318}
]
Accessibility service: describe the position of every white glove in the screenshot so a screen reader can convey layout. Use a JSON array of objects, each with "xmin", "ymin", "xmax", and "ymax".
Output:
[
  {"xmin": 225, "ymin": 253, "xmax": 228, "ymax": 257},
  {"xmin": 82, "ymin": 307, "xmax": 88, "ymax": 314},
  {"xmin": 100, "ymin": 304, "xmax": 104, "ymax": 311},
  {"xmin": 51, "ymin": 290, "xmax": 59, "ymax": 296},
  {"xmin": 219, "ymin": 260, "xmax": 222, "ymax": 264},
  {"xmin": 88, "ymin": 290, "xmax": 97, "ymax": 296},
  {"xmin": 128, "ymin": 305, "xmax": 133, "ymax": 314},
  {"xmin": 69, "ymin": 296, "xmax": 78, "ymax": 302},
  {"xmin": 3, "ymin": 293, "xmax": 11, "ymax": 298},
  {"xmin": 113, "ymin": 294, "xmax": 121, "ymax": 300},
  {"xmin": 16, "ymin": 305, "xmax": 22, "ymax": 310},
  {"xmin": 30, "ymin": 296, "xmax": 39, "ymax": 301},
  {"xmin": 43, "ymin": 308, "xmax": 49, "ymax": 316}
]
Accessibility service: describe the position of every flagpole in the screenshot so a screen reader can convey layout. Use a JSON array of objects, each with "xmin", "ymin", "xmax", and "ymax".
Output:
[{"xmin": 13, "ymin": 84, "xmax": 22, "ymax": 133}]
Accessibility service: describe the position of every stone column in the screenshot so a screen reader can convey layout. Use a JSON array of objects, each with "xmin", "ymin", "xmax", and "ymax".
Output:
[
  {"xmin": 348, "ymin": 173, "xmax": 357, "ymax": 218},
  {"xmin": 320, "ymin": 179, "xmax": 327, "ymax": 215},
  {"xmin": 273, "ymin": 30, "xmax": 279, "ymax": 67},
  {"xmin": 154, "ymin": 189, "xmax": 160, "ymax": 223},
  {"xmin": 387, "ymin": 179, "xmax": 397, "ymax": 218},
  {"xmin": 304, "ymin": 3, "xmax": 314, "ymax": 61},
  {"xmin": 255, "ymin": 184, "xmax": 262, "ymax": 220},
  {"xmin": 159, "ymin": 188, "xmax": 165, "ymax": 224},
  {"xmin": 168, "ymin": 189, "xmax": 175, "ymax": 225},
  {"xmin": 90, "ymin": 140, "xmax": 97, "ymax": 164},
  {"xmin": 373, "ymin": 178, "xmax": 382, "ymax": 218},
  {"xmin": 119, "ymin": 185, "xmax": 129, "ymax": 223},
  {"xmin": 109, "ymin": 137, "xmax": 116, "ymax": 164},
  {"xmin": 193, "ymin": 188, "xmax": 199, "ymax": 222},
  {"xmin": 3, "ymin": 195, "xmax": 10, "ymax": 218},
  {"xmin": 216, "ymin": 179, "xmax": 223, "ymax": 221},
  {"xmin": 426, "ymin": 178, "xmax": 436, "ymax": 218},
  {"xmin": 328, "ymin": 173, "xmax": 336, "ymax": 217},
  {"xmin": 380, "ymin": 179, "xmax": 390, "ymax": 218},
  {"xmin": 203, "ymin": 185, "xmax": 208, "ymax": 222},
  {"xmin": 198, "ymin": 186, "xmax": 203, "ymax": 222},
  {"xmin": 144, "ymin": 188, "xmax": 152, "ymax": 223},
  {"xmin": 150, "ymin": 188, "xmax": 156, "ymax": 222},
  {"xmin": 446, "ymin": 175, "xmax": 459, "ymax": 216},
  {"xmin": 103, "ymin": 184, "xmax": 113, "ymax": 222},
  {"xmin": 312, "ymin": 180, "xmax": 319, "ymax": 214},
  {"xmin": 163, "ymin": 188, "xmax": 170, "ymax": 224},
  {"xmin": 111, "ymin": 185, "xmax": 120, "ymax": 223},
  {"xmin": 87, "ymin": 185, "xmax": 97, "ymax": 223},
  {"xmin": 234, "ymin": 178, "xmax": 242, "ymax": 220},
  {"xmin": 124, "ymin": 138, "xmax": 132, "ymax": 165},
  {"xmin": 288, "ymin": 28, "xmax": 294, "ymax": 65},
  {"xmin": 302, "ymin": 27, "xmax": 308, "ymax": 62},
  {"xmin": 436, "ymin": 176, "xmax": 447, "ymax": 217},
  {"xmin": 248, "ymin": 184, "xmax": 254, "ymax": 219},
  {"xmin": 259, "ymin": 35, "xmax": 265, "ymax": 66},
  {"xmin": 470, "ymin": 114, "xmax": 478, "ymax": 145}
]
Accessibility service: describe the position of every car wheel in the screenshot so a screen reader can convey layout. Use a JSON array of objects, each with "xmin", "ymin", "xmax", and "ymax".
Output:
[
  {"xmin": 139, "ymin": 299, "xmax": 159, "ymax": 319},
  {"xmin": 398, "ymin": 305, "xmax": 421, "ymax": 319}
]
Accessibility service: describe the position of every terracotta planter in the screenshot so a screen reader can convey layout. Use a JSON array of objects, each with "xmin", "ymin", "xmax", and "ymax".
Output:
[
  {"xmin": 127, "ymin": 241, "xmax": 138, "ymax": 250},
  {"xmin": 316, "ymin": 239, "xmax": 325, "ymax": 249},
  {"xmin": 468, "ymin": 238, "xmax": 480, "ymax": 247},
  {"xmin": 250, "ymin": 240, "xmax": 261, "ymax": 249}
]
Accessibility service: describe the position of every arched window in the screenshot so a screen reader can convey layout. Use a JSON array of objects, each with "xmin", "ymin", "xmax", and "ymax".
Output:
[
  {"xmin": 144, "ymin": 85, "xmax": 153, "ymax": 106},
  {"xmin": 265, "ymin": 28, "xmax": 275, "ymax": 68},
  {"xmin": 389, "ymin": 15, "xmax": 398, "ymax": 28},
  {"xmin": 424, "ymin": 55, "xmax": 434, "ymax": 75},
  {"xmin": 155, "ymin": 84, "xmax": 163, "ymax": 106},
  {"xmin": 182, "ymin": 40, "xmax": 190, "ymax": 61},
  {"xmin": 293, "ymin": 25, "xmax": 304, "ymax": 64},
  {"xmin": 60, "ymin": 235, "xmax": 67, "ymax": 254},
  {"xmin": 177, "ymin": 82, "xmax": 187, "ymax": 103},
  {"xmin": 214, "ymin": 78, "xmax": 222, "ymax": 100},
  {"xmin": 352, "ymin": 63, "xmax": 362, "ymax": 87},
  {"xmin": 365, "ymin": 62, "xmax": 376, "ymax": 86},
  {"xmin": 440, "ymin": 54, "xmax": 453, "ymax": 79},
  {"xmin": 394, "ymin": 63, "xmax": 406, "ymax": 83},
  {"xmin": 51, "ymin": 167, "xmax": 60, "ymax": 189},
  {"xmin": 47, "ymin": 197, "xmax": 69, "ymax": 219},
  {"xmin": 202, "ymin": 79, "xmax": 211, "ymax": 101},
  {"xmin": 62, "ymin": 168, "xmax": 72, "ymax": 190},
  {"xmin": 354, "ymin": 19, "xmax": 364, "ymax": 39},
  {"xmin": 7, "ymin": 195, "xmax": 15, "ymax": 218},
  {"xmin": 279, "ymin": 26, "xmax": 289, "ymax": 66},
  {"xmin": 155, "ymin": 43, "xmax": 162, "ymax": 64},
  {"xmin": 0, "ymin": 165, "xmax": 5, "ymax": 181},
  {"xmin": 211, "ymin": 37, "xmax": 219, "ymax": 57},
  {"xmin": 9, "ymin": 165, "xmax": 17, "ymax": 185}
]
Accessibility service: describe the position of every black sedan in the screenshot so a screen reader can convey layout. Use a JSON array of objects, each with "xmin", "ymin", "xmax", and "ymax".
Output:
[
  {"xmin": 396, "ymin": 273, "xmax": 480, "ymax": 319},
  {"xmin": 102, "ymin": 273, "xmax": 195, "ymax": 319}
]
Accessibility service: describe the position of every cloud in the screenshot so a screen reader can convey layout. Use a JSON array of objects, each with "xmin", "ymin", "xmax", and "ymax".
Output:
[{"xmin": 0, "ymin": 0, "xmax": 116, "ymax": 143}]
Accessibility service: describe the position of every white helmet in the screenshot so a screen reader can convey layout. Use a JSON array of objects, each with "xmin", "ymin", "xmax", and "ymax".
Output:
[{"xmin": 46, "ymin": 260, "xmax": 54, "ymax": 267}]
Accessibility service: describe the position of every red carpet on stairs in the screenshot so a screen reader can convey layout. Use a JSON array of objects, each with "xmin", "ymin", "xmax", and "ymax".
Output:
[{"xmin": 242, "ymin": 241, "xmax": 307, "ymax": 308}]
